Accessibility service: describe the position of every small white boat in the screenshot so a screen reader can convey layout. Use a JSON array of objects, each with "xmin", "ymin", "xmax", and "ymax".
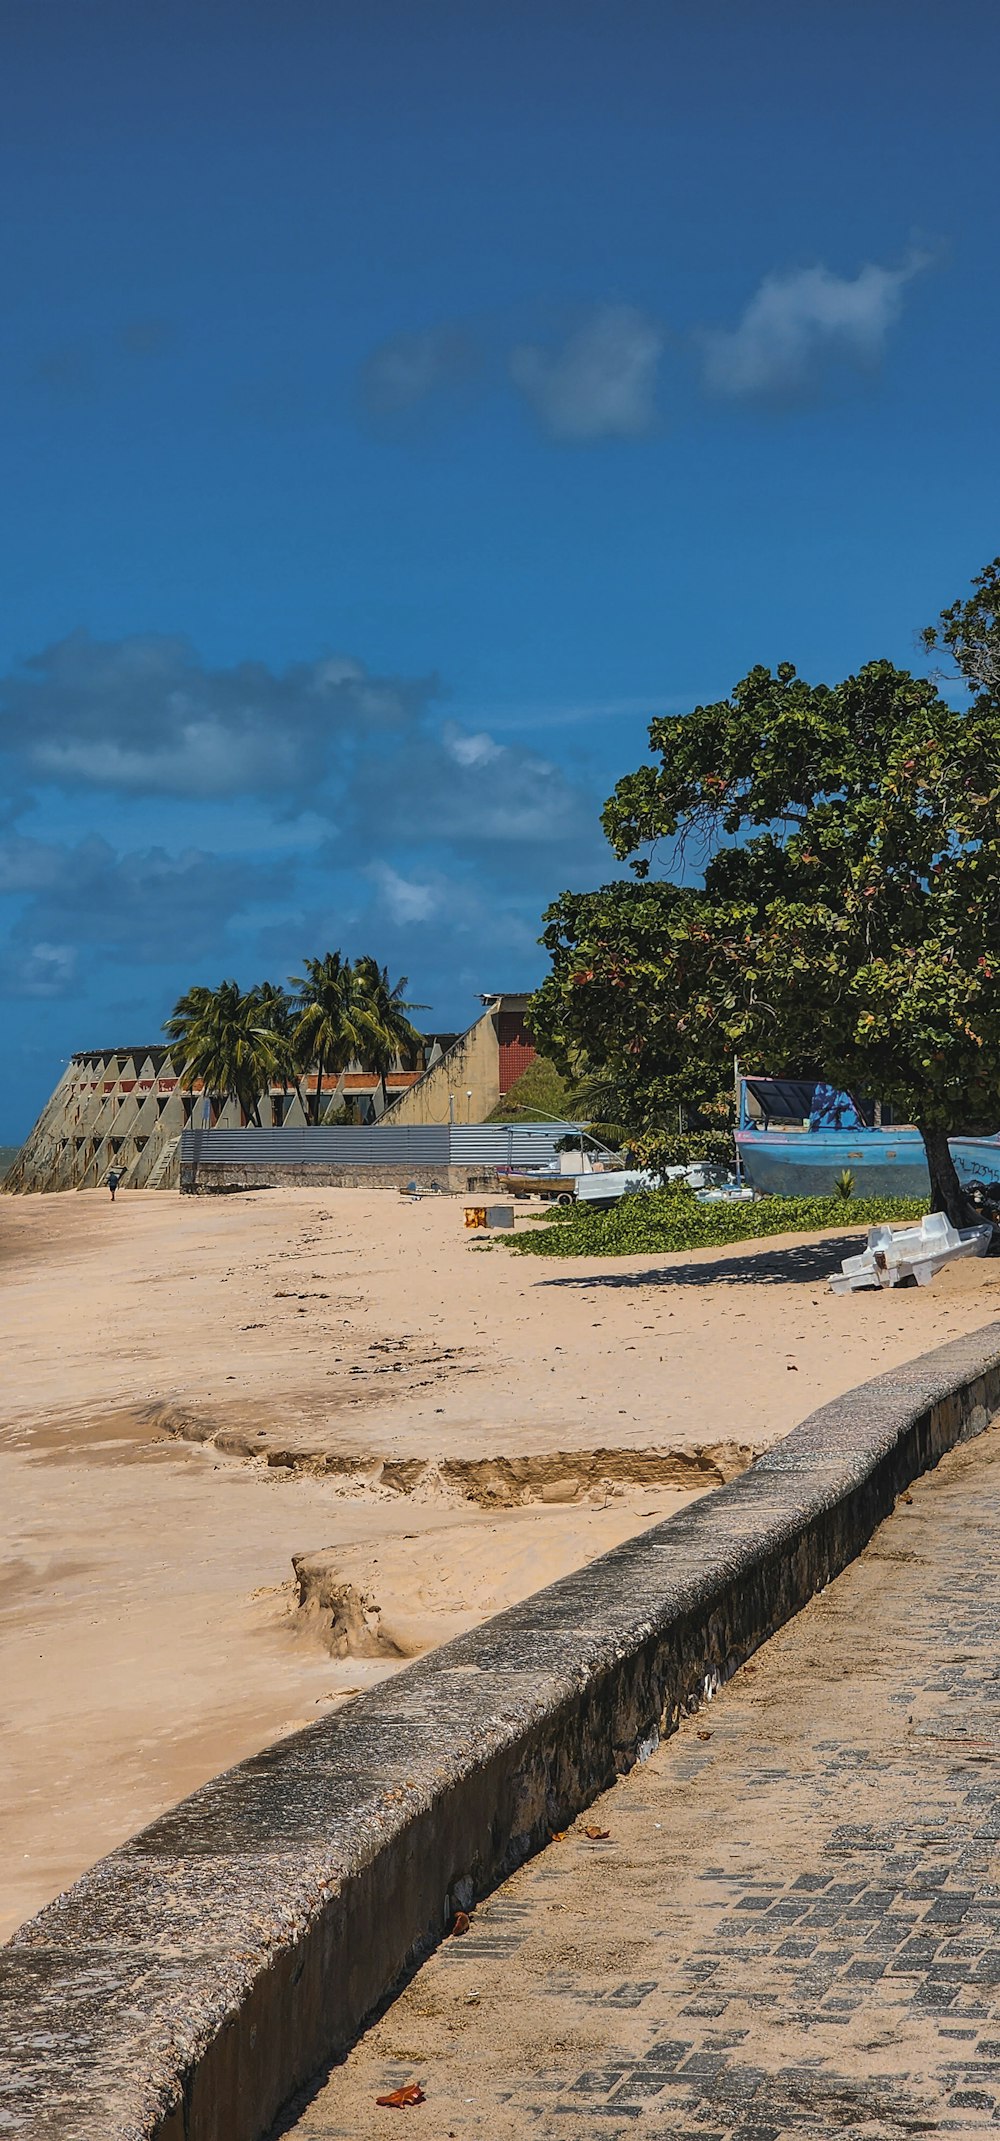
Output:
[
  {"xmin": 574, "ymin": 1166, "xmax": 660, "ymax": 1207},
  {"xmin": 574, "ymin": 1159, "xmax": 750, "ymax": 1210},
  {"xmin": 829, "ymin": 1212, "xmax": 993, "ymax": 1293}
]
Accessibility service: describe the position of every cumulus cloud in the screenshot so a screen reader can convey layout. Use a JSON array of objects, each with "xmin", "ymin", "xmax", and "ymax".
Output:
[
  {"xmin": 0, "ymin": 629, "xmax": 600, "ymax": 872},
  {"xmin": 365, "ymin": 861, "xmax": 441, "ymax": 925},
  {"xmin": 0, "ymin": 829, "xmax": 278, "ymax": 964},
  {"xmin": 700, "ymin": 253, "xmax": 930, "ymax": 400},
  {"xmin": 0, "ymin": 624, "xmax": 615, "ymax": 1096},
  {"xmin": 0, "ymin": 940, "xmax": 78, "ymax": 998},
  {"xmin": 442, "ymin": 724, "xmax": 502, "ymax": 769},
  {"xmin": 359, "ymin": 324, "xmax": 481, "ymax": 418},
  {"xmin": 0, "ymin": 830, "xmax": 68, "ymax": 894},
  {"xmin": 509, "ymin": 305, "xmax": 664, "ymax": 441},
  {"xmin": 350, "ymin": 719, "xmax": 597, "ymax": 856},
  {"xmin": 0, "ymin": 632, "xmax": 435, "ymax": 800}
]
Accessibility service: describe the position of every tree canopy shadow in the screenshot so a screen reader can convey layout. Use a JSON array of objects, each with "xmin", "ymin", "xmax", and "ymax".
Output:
[{"xmin": 534, "ymin": 1236, "xmax": 861, "ymax": 1289}]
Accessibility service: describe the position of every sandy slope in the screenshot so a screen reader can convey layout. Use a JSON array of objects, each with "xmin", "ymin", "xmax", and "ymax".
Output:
[{"xmin": 2, "ymin": 1185, "xmax": 998, "ymax": 1939}]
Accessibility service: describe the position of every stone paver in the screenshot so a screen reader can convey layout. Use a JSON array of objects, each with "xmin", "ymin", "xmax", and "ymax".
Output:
[{"xmin": 276, "ymin": 1423, "xmax": 1000, "ymax": 2140}]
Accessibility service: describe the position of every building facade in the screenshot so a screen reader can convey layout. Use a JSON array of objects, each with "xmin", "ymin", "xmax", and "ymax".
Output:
[
  {"xmin": 4, "ymin": 1045, "xmax": 446, "ymax": 1192},
  {"xmin": 4, "ymin": 995, "xmax": 537, "ymax": 1191},
  {"xmin": 379, "ymin": 995, "xmax": 537, "ymax": 1126}
]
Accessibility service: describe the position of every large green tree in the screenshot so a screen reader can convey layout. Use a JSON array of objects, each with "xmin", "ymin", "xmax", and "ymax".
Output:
[{"xmin": 531, "ymin": 566, "xmax": 1000, "ymax": 1225}]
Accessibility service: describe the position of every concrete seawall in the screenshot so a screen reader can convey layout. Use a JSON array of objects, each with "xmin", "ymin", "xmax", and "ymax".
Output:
[
  {"xmin": 179, "ymin": 1162, "xmax": 486, "ymax": 1194},
  {"xmin": 4, "ymin": 1323, "xmax": 1000, "ymax": 2140}
]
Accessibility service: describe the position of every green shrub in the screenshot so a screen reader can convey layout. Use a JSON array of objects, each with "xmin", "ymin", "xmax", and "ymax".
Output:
[
  {"xmin": 630, "ymin": 1127, "xmax": 735, "ymax": 1171},
  {"xmin": 485, "ymin": 1056, "xmax": 587, "ymax": 1124},
  {"xmin": 504, "ymin": 1183, "xmax": 928, "ymax": 1258}
]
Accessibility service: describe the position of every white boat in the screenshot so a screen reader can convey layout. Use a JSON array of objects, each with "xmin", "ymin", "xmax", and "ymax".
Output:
[
  {"xmin": 829, "ymin": 1212, "xmax": 993, "ymax": 1293},
  {"xmin": 574, "ymin": 1159, "xmax": 749, "ymax": 1209},
  {"xmin": 574, "ymin": 1166, "xmax": 660, "ymax": 1207}
]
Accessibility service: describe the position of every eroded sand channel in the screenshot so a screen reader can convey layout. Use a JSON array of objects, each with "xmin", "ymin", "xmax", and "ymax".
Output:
[{"xmin": 3, "ymin": 1185, "xmax": 1000, "ymax": 1941}]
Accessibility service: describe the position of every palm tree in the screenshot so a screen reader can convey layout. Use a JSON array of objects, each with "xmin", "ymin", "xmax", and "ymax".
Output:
[
  {"xmin": 246, "ymin": 981, "xmax": 308, "ymax": 1124},
  {"xmin": 290, "ymin": 953, "xmax": 375, "ymax": 1125},
  {"xmin": 353, "ymin": 956, "xmax": 426, "ymax": 1118},
  {"xmin": 165, "ymin": 980, "xmax": 274, "ymax": 1126}
]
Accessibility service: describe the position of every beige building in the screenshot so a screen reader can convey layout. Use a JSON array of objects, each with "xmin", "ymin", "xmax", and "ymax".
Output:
[
  {"xmin": 381, "ymin": 994, "xmax": 537, "ymax": 1126},
  {"xmin": 4, "ymin": 995, "xmax": 537, "ymax": 1191},
  {"xmin": 4, "ymin": 1046, "xmax": 444, "ymax": 1193}
]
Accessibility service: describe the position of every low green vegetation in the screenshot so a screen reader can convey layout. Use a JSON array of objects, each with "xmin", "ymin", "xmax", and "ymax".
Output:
[
  {"xmin": 629, "ymin": 1126, "xmax": 735, "ymax": 1172},
  {"xmin": 504, "ymin": 1185, "xmax": 928, "ymax": 1258}
]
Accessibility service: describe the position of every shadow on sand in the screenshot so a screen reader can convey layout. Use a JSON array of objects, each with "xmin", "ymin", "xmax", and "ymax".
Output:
[{"xmin": 534, "ymin": 1236, "xmax": 862, "ymax": 1291}]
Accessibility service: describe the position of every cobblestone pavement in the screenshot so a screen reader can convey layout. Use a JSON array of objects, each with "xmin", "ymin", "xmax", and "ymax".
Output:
[{"xmin": 277, "ymin": 1425, "xmax": 1000, "ymax": 2140}]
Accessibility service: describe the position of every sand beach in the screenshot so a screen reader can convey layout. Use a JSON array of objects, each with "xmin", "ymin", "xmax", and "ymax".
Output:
[{"xmin": 2, "ymin": 1184, "xmax": 999, "ymax": 1941}]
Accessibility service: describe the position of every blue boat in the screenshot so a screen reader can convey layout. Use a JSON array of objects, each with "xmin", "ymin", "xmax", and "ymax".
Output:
[{"xmin": 735, "ymin": 1076, "xmax": 1000, "ymax": 1200}]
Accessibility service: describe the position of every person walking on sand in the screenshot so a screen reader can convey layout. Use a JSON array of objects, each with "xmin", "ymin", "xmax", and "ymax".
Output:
[{"xmin": 107, "ymin": 1168, "xmax": 121, "ymax": 1202}]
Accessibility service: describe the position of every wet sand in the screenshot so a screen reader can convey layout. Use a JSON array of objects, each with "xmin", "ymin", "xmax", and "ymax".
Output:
[{"xmin": 2, "ymin": 1186, "xmax": 999, "ymax": 1940}]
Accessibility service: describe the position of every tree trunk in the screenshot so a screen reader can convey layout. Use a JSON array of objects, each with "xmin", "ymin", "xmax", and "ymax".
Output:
[
  {"xmin": 312, "ymin": 1050, "xmax": 325, "ymax": 1128},
  {"xmin": 918, "ymin": 1123, "xmax": 978, "ymax": 1228}
]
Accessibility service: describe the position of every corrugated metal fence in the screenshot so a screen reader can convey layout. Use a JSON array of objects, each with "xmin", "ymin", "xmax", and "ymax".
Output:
[{"xmin": 179, "ymin": 1123, "xmax": 575, "ymax": 1169}]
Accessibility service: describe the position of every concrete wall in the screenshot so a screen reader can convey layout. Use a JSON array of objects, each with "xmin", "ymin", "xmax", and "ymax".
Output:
[
  {"xmin": 177, "ymin": 1123, "xmax": 571, "ymax": 1194},
  {"xmin": 4, "ymin": 1324, "xmax": 1000, "ymax": 2138},
  {"xmin": 3, "ymin": 1051, "xmax": 189, "ymax": 1194},
  {"xmin": 181, "ymin": 1162, "xmax": 481, "ymax": 1194},
  {"xmin": 382, "ymin": 1007, "xmax": 502, "ymax": 1126},
  {"xmin": 4, "ymin": 1052, "xmax": 431, "ymax": 1195}
]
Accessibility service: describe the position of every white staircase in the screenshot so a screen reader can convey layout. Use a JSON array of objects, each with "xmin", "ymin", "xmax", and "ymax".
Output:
[{"xmin": 145, "ymin": 1135, "xmax": 179, "ymax": 1189}]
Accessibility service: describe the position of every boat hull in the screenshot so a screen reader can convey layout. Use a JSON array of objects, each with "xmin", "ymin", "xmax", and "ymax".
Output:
[{"xmin": 736, "ymin": 1128, "xmax": 1000, "ymax": 1200}]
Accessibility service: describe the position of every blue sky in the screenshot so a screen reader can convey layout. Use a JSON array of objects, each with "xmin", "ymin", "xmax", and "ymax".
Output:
[{"xmin": 1, "ymin": 0, "xmax": 998, "ymax": 1139}]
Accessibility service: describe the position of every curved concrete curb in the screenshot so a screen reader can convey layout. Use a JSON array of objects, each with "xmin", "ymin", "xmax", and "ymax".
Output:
[{"xmin": 3, "ymin": 1323, "xmax": 1000, "ymax": 2140}]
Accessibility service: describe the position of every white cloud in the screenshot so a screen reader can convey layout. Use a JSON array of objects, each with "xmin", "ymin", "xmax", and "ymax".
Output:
[
  {"xmin": 443, "ymin": 724, "xmax": 502, "ymax": 768},
  {"xmin": 366, "ymin": 862, "xmax": 441, "ymax": 925},
  {"xmin": 0, "ymin": 830, "xmax": 66, "ymax": 893},
  {"xmin": 0, "ymin": 941, "xmax": 78, "ymax": 998},
  {"xmin": 0, "ymin": 829, "xmax": 280, "ymax": 963},
  {"xmin": 510, "ymin": 305, "xmax": 664, "ymax": 441},
  {"xmin": 0, "ymin": 632, "xmax": 434, "ymax": 799},
  {"xmin": 352, "ymin": 719, "xmax": 595, "ymax": 854},
  {"xmin": 700, "ymin": 253, "xmax": 930, "ymax": 400}
]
